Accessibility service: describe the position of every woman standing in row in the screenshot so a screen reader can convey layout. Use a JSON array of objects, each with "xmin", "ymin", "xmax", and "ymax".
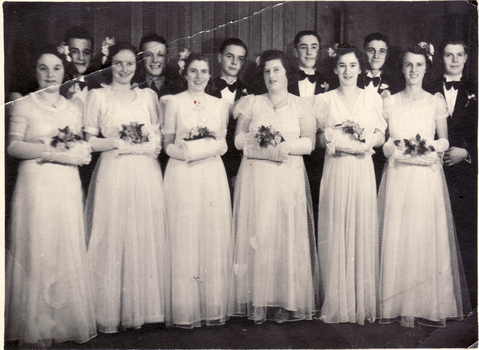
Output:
[
  {"xmin": 229, "ymin": 50, "xmax": 319, "ymax": 324},
  {"xmin": 162, "ymin": 53, "xmax": 232, "ymax": 328},
  {"xmin": 5, "ymin": 45, "xmax": 96, "ymax": 347},
  {"xmin": 85, "ymin": 42, "xmax": 168, "ymax": 333},
  {"xmin": 314, "ymin": 46, "xmax": 386, "ymax": 324},
  {"xmin": 379, "ymin": 42, "xmax": 469, "ymax": 327}
]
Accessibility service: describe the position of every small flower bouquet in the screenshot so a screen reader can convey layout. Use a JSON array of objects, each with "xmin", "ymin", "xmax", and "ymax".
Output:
[
  {"xmin": 393, "ymin": 134, "xmax": 436, "ymax": 165},
  {"xmin": 117, "ymin": 122, "xmax": 155, "ymax": 155},
  {"xmin": 254, "ymin": 125, "xmax": 285, "ymax": 148},
  {"xmin": 244, "ymin": 125, "xmax": 288, "ymax": 163},
  {"xmin": 38, "ymin": 126, "xmax": 92, "ymax": 165},
  {"xmin": 183, "ymin": 126, "xmax": 217, "ymax": 141},
  {"xmin": 182, "ymin": 126, "xmax": 223, "ymax": 162},
  {"xmin": 324, "ymin": 120, "xmax": 371, "ymax": 155}
]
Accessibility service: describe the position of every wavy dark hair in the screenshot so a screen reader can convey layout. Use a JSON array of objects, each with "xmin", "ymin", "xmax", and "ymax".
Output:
[
  {"xmin": 435, "ymin": 38, "xmax": 468, "ymax": 77},
  {"xmin": 102, "ymin": 42, "xmax": 142, "ymax": 85},
  {"xmin": 181, "ymin": 52, "xmax": 212, "ymax": 78},
  {"xmin": 399, "ymin": 42, "xmax": 434, "ymax": 87},
  {"xmin": 332, "ymin": 44, "xmax": 367, "ymax": 72},
  {"xmin": 259, "ymin": 50, "xmax": 295, "ymax": 83},
  {"xmin": 32, "ymin": 44, "xmax": 76, "ymax": 90}
]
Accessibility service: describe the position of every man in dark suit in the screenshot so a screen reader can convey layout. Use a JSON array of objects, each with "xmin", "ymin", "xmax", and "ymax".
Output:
[
  {"xmin": 207, "ymin": 38, "xmax": 249, "ymax": 194},
  {"xmin": 137, "ymin": 33, "xmax": 185, "ymax": 173},
  {"xmin": 358, "ymin": 32, "xmax": 401, "ymax": 190},
  {"xmin": 288, "ymin": 30, "xmax": 329, "ymax": 227},
  {"xmin": 427, "ymin": 39, "xmax": 477, "ymax": 308}
]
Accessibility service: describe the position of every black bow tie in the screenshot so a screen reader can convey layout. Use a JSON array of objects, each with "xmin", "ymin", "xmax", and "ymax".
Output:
[
  {"xmin": 298, "ymin": 70, "xmax": 318, "ymax": 83},
  {"xmin": 444, "ymin": 80, "xmax": 462, "ymax": 91},
  {"xmin": 78, "ymin": 81, "xmax": 87, "ymax": 90},
  {"xmin": 364, "ymin": 76, "xmax": 381, "ymax": 87},
  {"xmin": 219, "ymin": 79, "xmax": 238, "ymax": 93}
]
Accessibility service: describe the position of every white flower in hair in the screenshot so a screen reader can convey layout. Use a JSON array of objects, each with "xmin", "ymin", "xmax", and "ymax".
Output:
[
  {"xmin": 255, "ymin": 55, "xmax": 261, "ymax": 67},
  {"xmin": 418, "ymin": 41, "xmax": 434, "ymax": 62},
  {"xmin": 328, "ymin": 43, "xmax": 339, "ymax": 58},
  {"xmin": 178, "ymin": 48, "xmax": 190, "ymax": 74},
  {"xmin": 57, "ymin": 43, "xmax": 72, "ymax": 62}
]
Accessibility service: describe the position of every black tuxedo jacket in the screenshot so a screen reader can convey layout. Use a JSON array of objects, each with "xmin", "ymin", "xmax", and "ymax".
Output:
[
  {"xmin": 357, "ymin": 68, "xmax": 402, "ymax": 95},
  {"xmin": 137, "ymin": 68, "xmax": 185, "ymax": 100},
  {"xmin": 207, "ymin": 76, "xmax": 248, "ymax": 183}
]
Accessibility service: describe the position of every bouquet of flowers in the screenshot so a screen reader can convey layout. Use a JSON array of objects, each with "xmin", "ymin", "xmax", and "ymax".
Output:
[
  {"xmin": 38, "ymin": 126, "xmax": 91, "ymax": 165},
  {"xmin": 254, "ymin": 125, "xmax": 285, "ymax": 148},
  {"xmin": 117, "ymin": 122, "xmax": 155, "ymax": 155},
  {"xmin": 393, "ymin": 134, "xmax": 437, "ymax": 165},
  {"xmin": 182, "ymin": 126, "xmax": 224, "ymax": 162},
  {"xmin": 183, "ymin": 126, "xmax": 217, "ymax": 141},
  {"xmin": 244, "ymin": 125, "xmax": 288, "ymax": 163},
  {"xmin": 324, "ymin": 120, "xmax": 371, "ymax": 155}
]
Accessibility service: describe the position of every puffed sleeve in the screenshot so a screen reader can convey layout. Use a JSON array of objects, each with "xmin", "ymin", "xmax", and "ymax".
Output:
[
  {"xmin": 84, "ymin": 88, "xmax": 105, "ymax": 136},
  {"xmin": 233, "ymin": 95, "xmax": 254, "ymax": 121},
  {"xmin": 9, "ymin": 99, "xmax": 30, "ymax": 141},
  {"xmin": 162, "ymin": 95, "xmax": 178, "ymax": 135},
  {"xmin": 371, "ymin": 91, "xmax": 387, "ymax": 133},
  {"xmin": 298, "ymin": 97, "xmax": 318, "ymax": 137},
  {"xmin": 313, "ymin": 93, "xmax": 328, "ymax": 131},
  {"xmin": 433, "ymin": 92, "xmax": 449, "ymax": 120}
]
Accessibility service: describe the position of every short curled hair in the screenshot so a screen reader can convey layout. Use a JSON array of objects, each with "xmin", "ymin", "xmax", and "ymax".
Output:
[
  {"xmin": 219, "ymin": 38, "xmax": 248, "ymax": 58},
  {"xmin": 102, "ymin": 42, "xmax": 141, "ymax": 84},
  {"xmin": 63, "ymin": 26, "xmax": 94, "ymax": 49},
  {"xmin": 139, "ymin": 33, "xmax": 168, "ymax": 53},
  {"xmin": 294, "ymin": 30, "xmax": 321, "ymax": 49},
  {"xmin": 181, "ymin": 53, "xmax": 212, "ymax": 78},
  {"xmin": 363, "ymin": 32, "xmax": 389, "ymax": 49},
  {"xmin": 33, "ymin": 44, "xmax": 75, "ymax": 84},
  {"xmin": 332, "ymin": 44, "xmax": 366, "ymax": 72},
  {"xmin": 259, "ymin": 50, "xmax": 295, "ymax": 83}
]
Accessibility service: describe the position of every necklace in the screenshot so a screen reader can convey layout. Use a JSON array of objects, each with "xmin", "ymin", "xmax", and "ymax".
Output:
[
  {"xmin": 37, "ymin": 92, "xmax": 61, "ymax": 109},
  {"xmin": 268, "ymin": 93, "xmax": 288, "ymax": 111}
]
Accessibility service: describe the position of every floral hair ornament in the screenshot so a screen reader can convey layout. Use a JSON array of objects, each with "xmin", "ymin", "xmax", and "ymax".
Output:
[
  {"xmin": 57, "ymin": 43, "xmax": 72, "ymax": 62},
  {"xmin": 101, "ymin": 37, "xmax": 116, "ymax": 65},
  {"xmin": 178, "ymin": 48, "xmax": 191, "ymax": 75},
  {"xmin": 328, "ymin": 43, "xmax": 339, "ymax": 58},
  {"xmin": 255, "ymin": 55, "xmax": 261, "ymax": 67},
  {"xmin": 418, "ymin": 41, "xmax": 434, "ymax": 63}
]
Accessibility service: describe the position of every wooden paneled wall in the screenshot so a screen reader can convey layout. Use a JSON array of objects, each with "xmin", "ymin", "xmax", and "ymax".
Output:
[{"xmin": 4, "ymin": 1, "xmax": 477, "ymax": 93}]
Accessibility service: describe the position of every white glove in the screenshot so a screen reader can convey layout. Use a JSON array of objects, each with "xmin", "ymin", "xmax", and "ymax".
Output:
[
  {"xmin": 432, "ymin": 138, "xmax": 449, "ymax": 153},
  {"xmin": 88, "ymin": 136, "xmax": 118, "ymax": 152},
  {"xmin": 183, "ymin": 138, "xmax": 223, "ymax": 162},
  {"xmin": 383, "ymin": 138, "xmax": 396, "ymax": 158},
  {"xmin": 235, "ymin": 132, "xmax": 246, "ymax": 151},
  {"xmin": 115, "ymin": 138, "xmax": 156, "ymax": 155},
  {"xmin": 38, "ymin": 141, "xmax": 92, "ymax": 166},
  {"xmin": 283, "ymin": 138, "xmax": 313, "ymax": 155}
]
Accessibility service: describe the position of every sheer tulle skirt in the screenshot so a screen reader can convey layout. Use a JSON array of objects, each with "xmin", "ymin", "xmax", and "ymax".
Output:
[
  {"xmin": 164, "ymin": 155, "xmax": 232, "ymax": 328},
  {"xmin": 317, "ymin": 153, "xmax": 379, "ymax": 325},
  {"xmin": 378, "ymin": 160, "xmax": 470, "ymax": 327},
  {"xmin": 229, "ymin": 156, "xmax": 319, "ymax": 324},
  {"xmin": 86, "ymin": 150, "xmax": 169, "ymax": 333},
  {"xmin": 6, "ymin": 160, "xmax": 97, "ymax": 348}
]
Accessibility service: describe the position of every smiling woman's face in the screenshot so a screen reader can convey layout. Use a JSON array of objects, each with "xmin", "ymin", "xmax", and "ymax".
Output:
[
  {"xmin": 402, "ymin": 52, "xmax": 426, "ymax": 86},
  {"xmin": 334, "ymin": 52, "xmax": 361, "ymax": 87},
  {"xmin": 186, "ymin": 59, "xmax": 211, "ymax": 92},
  {"xmin": 36, "ymin": 53, "xmax": 64, "ymax": 91},
  {"xmin": 112, "ymin": 49, "xmax": 136, "ymax": 85}
]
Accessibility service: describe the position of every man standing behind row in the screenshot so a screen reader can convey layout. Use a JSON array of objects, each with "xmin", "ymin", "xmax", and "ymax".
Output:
[{"xmin": 208, "ymin": 38, "xmax": 249, "ymax": 193}]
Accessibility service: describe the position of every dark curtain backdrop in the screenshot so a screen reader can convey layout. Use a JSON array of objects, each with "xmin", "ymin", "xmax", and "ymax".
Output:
[{"xmin": 3, "ymin": 1, "xmax": 478, "ymax": 94}]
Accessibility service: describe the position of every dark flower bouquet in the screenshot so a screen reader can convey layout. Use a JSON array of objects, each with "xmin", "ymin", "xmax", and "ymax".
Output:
[
  {"xmin": 393, "ymin": 134, "xmax": 436, "ymax": 165},
  {"xmin": 254, "ymin": 125, "xmax": 285, "ymax": 148},
  {"xmin": 335, "ymin": 120, "xmax": 365, "ymax": 143},
  {"xmin": 120, "ymin": 122, "xmax": 149, "ymax": 144},
  {"xmin": 51, "ymin": 126, "xmax": 83, "ymax": 151},
  {"xmin": 184, "ymin": 126, "xmax": 217, "ymax": 141}
]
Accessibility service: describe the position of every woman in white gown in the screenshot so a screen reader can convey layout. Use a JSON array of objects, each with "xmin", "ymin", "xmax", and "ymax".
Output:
[
  {"xmin": 229, "ymin": 50, "xmax": 319, "ymax": 324},
  {"xmin": 314, "ymin": 46, "xmax": 386, "ymax": 325},
  {"xmin": 162, "ymin": 53, "xmax": 232, "ymax": 328},
  {"xmin": 379, "ymin": 42, "xmax": 469, "ymax": 327},
  {"xmin": 5, "ymin": 45, "xmax": 96, "ymax": 348},
  {"xmin": 84, "ymin": 42, "xmax": 168, "ymax": 333}
]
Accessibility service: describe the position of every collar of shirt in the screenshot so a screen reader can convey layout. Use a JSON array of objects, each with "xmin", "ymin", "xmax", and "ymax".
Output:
[
  {"xmin": 444, "ymin": 74, "xmax": 462, "ymax": 83},
  {"xmin": 366, "ymin": 70, "xmax": 382, "ymax": 78},
  {"xmin": 147, "ymin": 76, "xmax": 165, "ymax": 88}
]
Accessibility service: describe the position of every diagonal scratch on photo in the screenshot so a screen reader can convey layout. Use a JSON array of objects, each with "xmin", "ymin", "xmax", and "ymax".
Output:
[{"xmin": 3, "ymin": 1, "xmax": 478, "ymax": 349}]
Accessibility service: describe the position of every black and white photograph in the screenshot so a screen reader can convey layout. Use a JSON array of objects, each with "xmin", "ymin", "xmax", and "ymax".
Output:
[{"xmin": 3, "ymin": 1, "xmax": 478, "ymax": 348}]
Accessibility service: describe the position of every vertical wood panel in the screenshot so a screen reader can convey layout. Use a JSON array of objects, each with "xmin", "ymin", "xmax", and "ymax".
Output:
[
  {"xmin": 307, "ymin": 1, "xmax": 316, "ymax": 30},
  {"xmin": 131, "ymin": 3, "xmax": 143, "ymax": 47},
  {"xmin": 93, "ymin": 5, "xmax": 106, "ymax": 54},
  {"xmin": 142, "ymin": 2, "xmax": 156, "ymax": 36},
  {"xmin": 69, "ymin": 3, "xmax": 82, "ymax": 28},
  {"xmin": 191, "ymin": 3, "xmax": 203, "ymax": 53},
  {"xmin": 155, "ymin": 3, "xmax": 168, "ymax": 39},
  {"xmin": 249, "ymin": 2, "xmax": 262, "ymax": 59},
  {"xmin": 214, "ymin": 2, "xmax": 227, "ymax": 50},
  {"xmin": 272, "ymin": 4, "xmax": 284, "ymax": 51},
  {"xmin": 225, "ymin": 2, "xmax": 239, "ymax": 39},
  {"xmin": 202, "ymin": 2, "xmax": 215, "ymax": 55},
  {"xmin": 260, "ymin": 2, "xmax": 272, "ymax": 52},
  {"xmin": 284, "ymin": 2, "xmax": 296, "ymax": 55},
  {"xmin": 167, "ymin": 3, "xmax": 180, "ymax": 60},
  {"xmin": 295, "ymin": 1, "xmax": 308, "ymax": 33},
  {"xmin": 238, "ymin": 2, "xmax": 250, "ymax": 48},
  {"xmin": 118, "ymin": 3, "xmax": 131, "ymax": 43}
]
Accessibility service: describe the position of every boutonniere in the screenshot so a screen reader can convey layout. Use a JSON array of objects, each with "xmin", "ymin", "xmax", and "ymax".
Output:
[
  {"xmin": 379, "ymin": 83, "xmax": 389, "ymax": 91},
  {"xmin": 242, "ymin": 88, "xmax": 248, "ymax": 95},
  {"xmin": 320, "ymin": 81, "xmax": 330, "ymax": 91},
  {"xmin": 465, "ymin": 92, "xmax": 476, "ymax": 107}
]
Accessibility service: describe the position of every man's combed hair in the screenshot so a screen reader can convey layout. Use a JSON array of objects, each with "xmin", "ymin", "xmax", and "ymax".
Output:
[{"xmin": 63, "ymin": 26, "xmax": 94, "ymax": 48}]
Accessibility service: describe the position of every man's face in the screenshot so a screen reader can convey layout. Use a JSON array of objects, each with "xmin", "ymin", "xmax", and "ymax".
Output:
[
  {"xmin": 365, "ymin": 40, "xmax": 388, "ymax": 72},
  {"xmin": 443, "ymin": 44, "xmax": 467, "ymax": 77},
  {"xmin": 68, "ymin": 38, "xmax": 92, "ymax": 75},
  {"xmin": 142, "ymin": 41, "xmax": 167, "ymax": 78},
  {"xmin": 218, "ymin": 45, "xmax": 246, "ymax": 79},
  {"xmin": 294, "ymin": 35, "xmax": 320, "ymax": 69}
]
